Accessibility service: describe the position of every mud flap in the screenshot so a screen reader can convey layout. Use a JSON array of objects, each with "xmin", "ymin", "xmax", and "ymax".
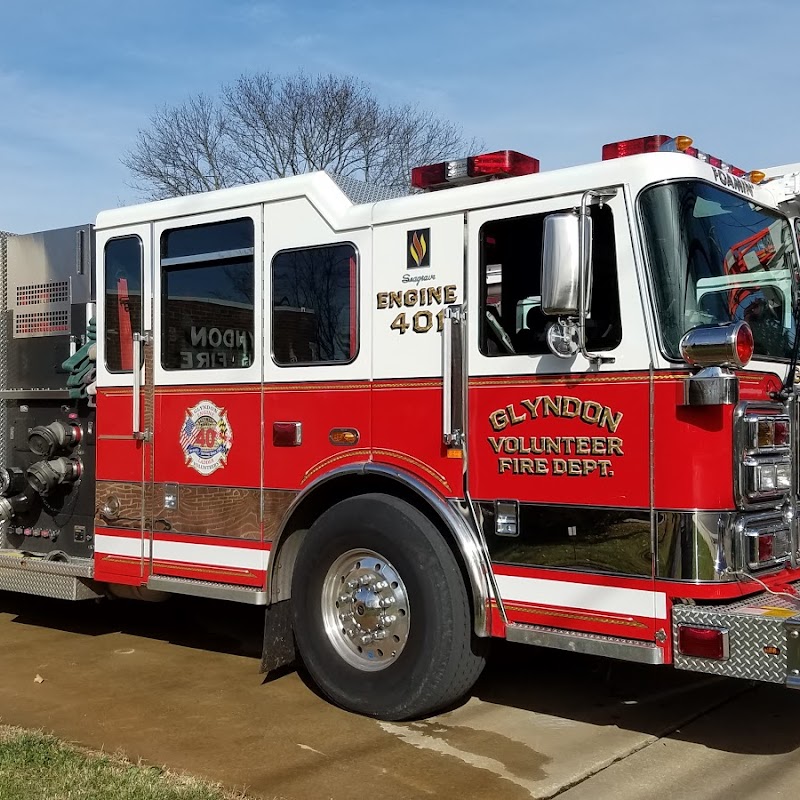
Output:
[{"xmin": 260, "ymin": 600, "xmax": 296, "ymax": 678}]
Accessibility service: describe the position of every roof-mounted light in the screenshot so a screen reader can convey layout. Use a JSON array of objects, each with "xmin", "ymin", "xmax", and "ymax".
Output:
[
  {"xmin": 602, "ymin": 134, "xmax": 751, "ymax": 181},
  {"xmin": 601, "ymin": 135, "xmax": 672, "ymax": 160},
  {"xmin": 411, "ymin": 150, "xmax": 539, "ymax": 190}
]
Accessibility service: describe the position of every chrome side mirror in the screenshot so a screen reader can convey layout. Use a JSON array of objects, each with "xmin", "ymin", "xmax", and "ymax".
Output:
[{"xmin": 541, "ymin": 211, "xmax": 592, "ymax": 316}]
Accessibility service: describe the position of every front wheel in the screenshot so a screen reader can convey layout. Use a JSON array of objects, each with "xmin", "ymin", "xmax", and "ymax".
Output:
[{"xmin": 291, "ymin": 493, "xmax": 486, "ymax": 720}]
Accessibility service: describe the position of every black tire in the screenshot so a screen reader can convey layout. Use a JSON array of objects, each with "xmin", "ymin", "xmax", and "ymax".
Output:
[{"xmin": 291, "ymin": 492, "xmax": 486, "ymax": 720}]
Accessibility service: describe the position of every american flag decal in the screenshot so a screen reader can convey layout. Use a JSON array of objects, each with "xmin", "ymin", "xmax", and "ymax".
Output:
[{"xmin": 180, "ymin": 413, "xmax": 196, "ymax": 463}]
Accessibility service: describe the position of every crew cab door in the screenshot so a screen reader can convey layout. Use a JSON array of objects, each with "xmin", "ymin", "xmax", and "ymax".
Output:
[
  {"xmin": 465, "ymin": 193, "xmax": 663, "ymax": 639},
  {"xmin": 94, "ymin": 224, "xmax": 152, "ymax": 584},
  {"xmin": 147, "ymin": 207, "xmax": 266, "ymax": 587}
]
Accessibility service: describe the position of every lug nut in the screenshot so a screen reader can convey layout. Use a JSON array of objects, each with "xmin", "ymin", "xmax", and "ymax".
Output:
[
  {"xmin": 346, "ymin": 580, "xmax": 358, "ymax": 590},
  {"xmin": 379, "ymin": 597, "xmax": 395, "ymax": 608},
  {"xmin": 372, "ymin": 630, "xmax": 387, "ymax": 640},
  {"xmin": 360, "ymin": 634, "xmax": 373, "ymax": 645},
  {"xmin": 339, "ymin": 594, "xmax": 352, "ymax": 604},
  {"xmin": 381, "ymin": 614, "xmax": 397, "ymax": 626},
  {"xmin": 374, "ymin": 580, "xmax": 389, "ymax": 590}
]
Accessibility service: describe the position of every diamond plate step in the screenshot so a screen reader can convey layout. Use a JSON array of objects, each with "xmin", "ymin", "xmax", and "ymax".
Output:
[
  {"xmin": 506, "ymin": 622, "xmax": 664, "ymax": 664},
  {"xmin": 147, "ymin": 575, "xmax": 267, "ymax": 605}
]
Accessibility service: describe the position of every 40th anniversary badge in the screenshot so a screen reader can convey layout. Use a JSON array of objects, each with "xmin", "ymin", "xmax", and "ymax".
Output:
[{"xmin": 179, "ymin": 400, "xmax": 233, "ymax": 476}]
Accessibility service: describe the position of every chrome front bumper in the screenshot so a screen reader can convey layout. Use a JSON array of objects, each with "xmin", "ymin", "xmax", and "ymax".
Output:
[{"xmin": 673, "ymin": 582, "xmax": 800, "ymax": 687}]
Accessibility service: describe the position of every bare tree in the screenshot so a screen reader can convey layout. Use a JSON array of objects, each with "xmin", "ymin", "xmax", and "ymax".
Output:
[{"xmin": 124, "ymin": 72, "xmax": 480, "ymax": 199}]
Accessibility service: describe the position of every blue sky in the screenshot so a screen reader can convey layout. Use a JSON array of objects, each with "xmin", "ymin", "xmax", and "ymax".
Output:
[{"xmin": 2, "ymin": 0, "xmax": 798, "ymax": 233}]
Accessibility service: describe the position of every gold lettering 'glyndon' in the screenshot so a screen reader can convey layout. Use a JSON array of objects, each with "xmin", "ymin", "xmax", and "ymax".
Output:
[{"xmin": 489, "ymin": 396, "xmax": 623, "ymax": 434}]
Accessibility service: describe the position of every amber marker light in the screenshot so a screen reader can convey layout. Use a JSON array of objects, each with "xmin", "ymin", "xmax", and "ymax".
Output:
[
  {"xmin": 674, "ymin": 135, "xmax": 694, "ymax": 151},
  {"xmin": 446, "ymin": 448, "xmax": 463, "ymax": 459},
  {"xmin": 749, "ymin": 170, "xmax": 767, "ymax": 184},
  {"xmin": 329, "ymin": 428, "xmax": 359, "ymax": 446}
]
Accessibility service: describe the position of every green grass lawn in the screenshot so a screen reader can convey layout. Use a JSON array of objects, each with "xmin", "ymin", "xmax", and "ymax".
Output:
[{"xmin": 0, "ymin": 727, "xmax": 251, "ymax": 800}]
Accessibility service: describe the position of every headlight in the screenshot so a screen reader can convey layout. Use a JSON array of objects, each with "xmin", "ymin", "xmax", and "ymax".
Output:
[
  {"xmin": 744, "ymin": 456, "xmax": 792, "ymax": 501},
  {"xmin": 737, "ymin": 407, "xmax": 792, "ymax": 508}
]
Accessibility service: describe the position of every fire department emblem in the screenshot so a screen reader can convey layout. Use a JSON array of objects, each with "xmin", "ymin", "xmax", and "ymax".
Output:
[{"xmin": 180, "ymin": 401, "xmax": 233, "ymax": 476}]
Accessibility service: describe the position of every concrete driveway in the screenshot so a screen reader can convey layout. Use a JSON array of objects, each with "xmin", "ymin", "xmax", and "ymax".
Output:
[{"xmin": 0, "ymin": 591, "xmax": 798, "ymax": 799}]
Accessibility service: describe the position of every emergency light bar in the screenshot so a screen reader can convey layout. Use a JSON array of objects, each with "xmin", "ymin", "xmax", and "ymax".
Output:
[
  {"xmin": 411, "ymin": 150, "xmax": 540, "ymax": 190},
  {"xmin": 601, "ymin": 134, "xmax": 761, "ymax": 182}
]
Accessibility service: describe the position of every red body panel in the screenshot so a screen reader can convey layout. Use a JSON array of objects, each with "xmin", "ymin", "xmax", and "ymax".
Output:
[
  {"xmin": 372, "ymin": 380, "xmax": 462, "ymax": 498},
  {"xmin": 468, "ymin": 374, "xmax": 650, "ymax": 507},
  {"xmin": 652, "ymin": 378, "xmax": 735, "ymax": 509},
  {"xmin": 263, "ymin": 382, "xmax": 372, "ymax": 490},
  {"xmin": 96, "ymin": 389, "xmax": 145, "ymax": 482},
  {"xmin": 155, "ymin": 386, "xmax": 261, "ymax": 488}
]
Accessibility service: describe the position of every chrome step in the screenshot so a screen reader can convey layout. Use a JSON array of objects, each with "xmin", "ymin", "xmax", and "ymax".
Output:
[
  {"xmin": 0, "ymin": 566, "xmax": 101, "ymax": 601},
  {"xmin": 147, "ymin": 575, "xmax": 267, "ymax": 605},
  {"xmin": 0, "ymin": 552, "xmax": 94, "ymax": 578},
  {"xmin": 506, "ymin": 622, "xmax": 664, "ymax": 664}
]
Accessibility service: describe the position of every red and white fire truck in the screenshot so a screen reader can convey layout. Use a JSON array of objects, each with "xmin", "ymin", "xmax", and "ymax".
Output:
[{"xmin": 3, "ymin": 134, "xmax": 800, "ymax": 720}]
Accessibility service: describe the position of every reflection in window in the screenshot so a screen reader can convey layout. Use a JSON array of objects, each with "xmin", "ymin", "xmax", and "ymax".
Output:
[
  {"xmin": 641, "ymin": 181, "xmax": 798, "ymax": 361},
  {"xmin": 104, "ymin": 236, "xmax": 142, "ymax": 373},
  {"xmin": 272, "ymin": 245, "xmax": 358, "ymax": 365},
  {"xmin": 161, "ymin": 219, "xmax": 255, "ymax": 370}
]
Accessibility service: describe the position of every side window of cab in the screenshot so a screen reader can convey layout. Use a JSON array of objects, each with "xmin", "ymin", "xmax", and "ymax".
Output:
[{"xmin": 479, "ymin": 205, "xmax": 622, "ymax": 356}]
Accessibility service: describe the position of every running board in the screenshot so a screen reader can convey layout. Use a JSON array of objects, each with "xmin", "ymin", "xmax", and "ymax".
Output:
[
  {"xmin": 506, "ymin": 623, "xmax": 664, "ymax": 665},
  {"xmin": 147, "ymin": 575, "xmax": 267, "ymax": 605}
]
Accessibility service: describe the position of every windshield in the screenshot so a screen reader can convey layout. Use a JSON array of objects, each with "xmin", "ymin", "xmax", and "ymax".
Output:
[{"xmin": 640, "ymin": 180, "xmax": 799, "ymax": 361}]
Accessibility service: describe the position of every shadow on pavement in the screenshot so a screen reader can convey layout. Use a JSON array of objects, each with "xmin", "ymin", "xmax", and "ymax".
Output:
[
  {"xmin": 3, "ymin": 591, "xmax": 799, "ymax": 757},
  {"xmin": 474, "ymin": 640, "xmax": 800, "ymax": 755},
  {"xmin": 0, "ymin": 591, "xmax": 264, "ymax": 659}
]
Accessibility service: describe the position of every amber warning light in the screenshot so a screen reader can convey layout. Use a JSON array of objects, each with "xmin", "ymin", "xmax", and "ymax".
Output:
[
  {"xmin": 601, "ymin": 134, "xmax": 754, "ymax": 180},
  {"xmin": 411, "ymin": 150, "xmax": 540, "ymax": 190}
]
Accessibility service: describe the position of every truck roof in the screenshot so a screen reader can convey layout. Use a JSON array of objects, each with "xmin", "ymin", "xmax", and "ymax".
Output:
[{"xmin": 95, "ymin": 152, "xmax": 779, "ymax": 232}]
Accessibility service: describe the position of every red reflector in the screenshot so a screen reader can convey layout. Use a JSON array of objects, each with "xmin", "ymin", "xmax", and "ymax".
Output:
[
  {"xmin": 684, "ymin": 146, "xmax": 699, "ymax": 157},
  {"xmin": 411, "ymin": 162, "xmax": 447, "ymax": 190},
  {"xmin": 272, "ymin": 421, "xmax": 302, "ymax": 447},
  {"xmin": 736, "ymin": 322, "xmax": 754, "ymax": 367},
  {"xmin": 601, "ymin": 134, "xmax": 671, "ymax": 160},
  {"xmin": 708, "ymin": 156, "xmax": 722, "ymax": 168},
  {"xmin": 678, "ymin": 626, "xmax": 727, "ymax": 660},
  {"xmin": 730, "ymin": 166, "xmax": 747, "ymax": 177},
  {"xmin": 468, "ymin": 150, "xmax": 539, "ymax": 178}
]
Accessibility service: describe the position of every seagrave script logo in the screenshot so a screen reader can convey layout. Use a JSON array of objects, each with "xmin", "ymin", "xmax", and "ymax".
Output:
[{"xmin": 180, "ymin": 400, "xmax": 233, "ymax": 476}]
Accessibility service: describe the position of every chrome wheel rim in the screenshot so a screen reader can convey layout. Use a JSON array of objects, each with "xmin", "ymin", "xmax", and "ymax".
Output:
[{"xmin": 321, "ymin": 548, "xmax": 410, "ymax": 671}]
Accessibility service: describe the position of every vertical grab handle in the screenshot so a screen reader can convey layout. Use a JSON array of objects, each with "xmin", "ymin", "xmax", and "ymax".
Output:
[
  {"xmin": 442, "ymin": 304, "xmax": 465, "ymax": 449},
  {"xmin": 132, "ymin": 332, "xmax": 143, "ymax": 440}
]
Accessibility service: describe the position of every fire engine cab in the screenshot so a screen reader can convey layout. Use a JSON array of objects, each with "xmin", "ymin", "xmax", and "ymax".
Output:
[{"xmin": 3, "ymin": 134, "xmax": 800, "ymax": 720}]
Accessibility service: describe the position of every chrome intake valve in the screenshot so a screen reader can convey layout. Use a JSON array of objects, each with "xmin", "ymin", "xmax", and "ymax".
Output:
[
  {"xmin": 0, "ymin": 466, "xmax": 27, "ymax": 497},
  {"xmin": 0, "ymin": 488, "xmax": 35, "ymax": 523},
  {"xmin": 28, "ymin": 421, "xmax": 82, "ymax": 458},
  {"xmin": 26, "ymin": 458, "xmax": 82, "ymax": 496}
]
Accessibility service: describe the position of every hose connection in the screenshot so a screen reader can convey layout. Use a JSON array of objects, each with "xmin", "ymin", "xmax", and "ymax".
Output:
[
  {"xmin": 26, "ymin": 458, "xmax": 82, "ymax": 496},
  {"xmin": 28, "ymin": 421, "xmax": 82, "ymax": 458}
]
